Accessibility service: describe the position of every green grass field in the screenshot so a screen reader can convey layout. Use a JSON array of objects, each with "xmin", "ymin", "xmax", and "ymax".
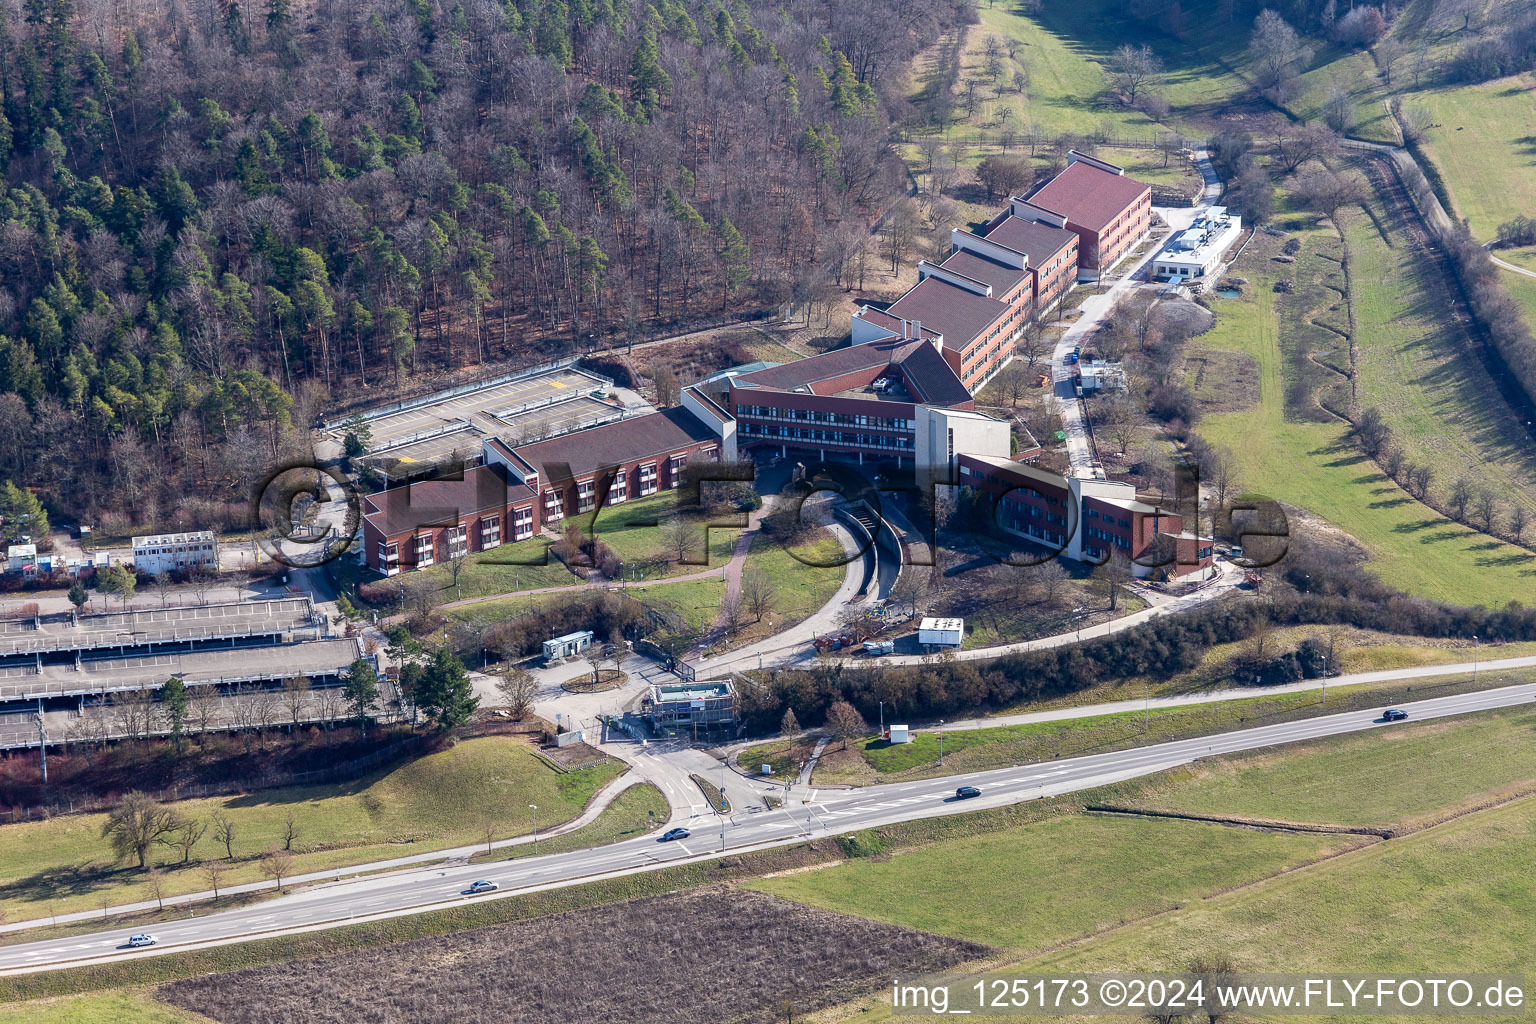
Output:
[
  {"xmin": 1405, "ymin": 72, "xmax": 1536, "ymax": 241},
  {"xmin": 408, "ymin": 491, "xmax": 744, "ymax": 611},
  {"xmin": 739, "ymin": 529, "xmax": 845, "ymax": 630},
  {"xmin": 0, "ymin": 991, "xmax": 209, "ymax": 1023},
  {"xmin": 0, "ymin": 737, "xmax": 622, "ymax": 922},
  {"xmin": 1191, "ymin": 216, "xmax": 1536, "ymax": 605},
  {"xmin": 1340, "ymin": 200, "xmax": 1536, "ymax": 517},
  {"xmin": 909, "ymin": 0, "xmax": 1247, "ymax": 151},
  {"xmin": 472, "ymin": 782, "xmax": 668, "ymax": 863},
  {"xmin": 763, "ymin": 696, "xmax": 1536, "ymax": 1021},
  {"xmin": 1021, "ymin": 796, "xmax": 1536, "ymax": 992},
  {"xmin": 752, "ymin": 813, "xmax": 1350, "ymax": 952},
  {"xmin": 1102, "ymin": 704, "xmax": 1536, "ymax": 829}
]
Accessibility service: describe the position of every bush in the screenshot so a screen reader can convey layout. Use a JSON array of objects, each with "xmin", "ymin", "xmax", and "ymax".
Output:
[
  {"xmin": 1146, "ymin": 383, "xmax": 1199, "ymax": 424},
  {"xmin": 1332, "ymin": 5, "xmax": 1386, "ymax": 47},
  {"xmin": 1496, "ymin": 215, "xmax": 1536, "ymax": 248}
]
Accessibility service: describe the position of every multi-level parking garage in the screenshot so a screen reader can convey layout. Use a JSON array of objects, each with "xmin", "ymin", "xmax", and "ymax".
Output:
[{"xmin": 0, "ymin": 599, "xmax": 379, "ymax": 750}]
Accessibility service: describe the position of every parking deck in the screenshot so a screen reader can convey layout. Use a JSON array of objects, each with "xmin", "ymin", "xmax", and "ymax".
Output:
[{"xmin": 347, "ymin": 368, "xmax": 644, "ymax": 477}]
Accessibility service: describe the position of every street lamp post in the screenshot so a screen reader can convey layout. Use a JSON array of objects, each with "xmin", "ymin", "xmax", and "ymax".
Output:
[
  {"xmin": 529, "ymin": 804, "xmax": 538, "ymax": 849},
  {"xmin": 938, "ymin": 721, "xmax": 945, "ymax": 766},
  {"xmin": 1473, "ymin": 634, "xmax": 1479, "ymax": 686},
  {"xmin": 878, "ymin": 701, "xmax": 885, "ymax": 733},
  {"xmin": 1073, "ymin": 606, "xmax": 1086, "ymax": 640},
  {"xmin": 1321, "ymin": 654, "xmax": 1327, "ymax": 704}
]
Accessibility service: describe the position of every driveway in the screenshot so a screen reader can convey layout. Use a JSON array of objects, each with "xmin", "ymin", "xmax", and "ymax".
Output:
[{"xmin": 1050, "ymin": 149, "xmax": 1224, "ymax": 473}]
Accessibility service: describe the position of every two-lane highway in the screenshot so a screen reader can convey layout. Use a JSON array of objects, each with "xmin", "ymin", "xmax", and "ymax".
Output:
[{"xmin": 3, "ymin": 680, "xmax": 1534, "ymax": 975}]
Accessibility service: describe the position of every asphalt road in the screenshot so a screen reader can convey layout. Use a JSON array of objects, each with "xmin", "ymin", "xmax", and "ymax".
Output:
[{"xmin": 5, "ymin": 680, "xmax": 1535, "ymax": 975}]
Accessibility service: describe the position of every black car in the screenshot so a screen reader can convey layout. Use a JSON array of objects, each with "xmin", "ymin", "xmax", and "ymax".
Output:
[
  {"xmin": 660, "ymin": 827, "xmax": 691, "ymax": 841},
  {"xmin": 1382, "ymin": 708, "xmax": 1409, "ymax": 722},
  {"xmin": 955, "ymin": 786, "xmax": 982, "ymax": 799}
]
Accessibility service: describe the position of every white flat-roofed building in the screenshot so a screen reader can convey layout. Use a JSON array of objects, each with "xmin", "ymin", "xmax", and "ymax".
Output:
[
  {"xmin": 918, "ymin": 617, "xmax": 964, "ymax": 647},
  {"xmin": 1151, "ymin": 206, "xmax": 1242, "ymax": 284},
  {"xmin": 132, "ymin": 530, "xmax": 219, "ymax": 576}
]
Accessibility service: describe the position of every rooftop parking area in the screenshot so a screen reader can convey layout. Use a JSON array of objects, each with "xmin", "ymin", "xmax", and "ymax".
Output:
[
  {"xmin": 347, "ymin": 368, "xmax": 648, "ymax": 477},
  {"xmin": 0, "ymin": 637, "xmax": 361, "ymax": 702},
  {"xmin": 0, "ymin": 598, "xmax": 320, "ymax": 659}
]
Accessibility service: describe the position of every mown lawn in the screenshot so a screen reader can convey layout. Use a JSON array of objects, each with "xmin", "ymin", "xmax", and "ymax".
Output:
[
  {"xmin": 0, "ymin": 990, "xmax": 209, "ymax": 1023},
  {"xmin": 739, "ymin": 528, "xmax": 846, "ymax": 630},
  {"xmin": 1405, "ymin": 72, "xmax": 1536, "ymax": 240},
  {"xmin": 1020, "ymin": 796, "xmax": 1536, "ymax": 988},
  {"xmin": 1192, "ymin": 224, "xmax": 1536, "ymax": 605},
  {"xmin": 815, "ymin": 665, "xmax": 1532, "ymax": 785},
  {"xmin": 751, "ymin": 812, "xmax": 1352, "ymax": 951},
  {"xmin": 1340, "ymin": 202, "xmax": 1536, "ymax": 519},
  {"xmin": 588, "ymin": 490, "xmax": 740, "ymax": 575},
  {"xmin": 472, "ymin": 782, "xmax": 669, "ymax": 863},
  {"xmin": 0, "ymin": 737, "xmax": 622, "ymax": 921},
  {"xmin": 1101, "ymin": 704, "xmax": 1536, "ymax": 829}
]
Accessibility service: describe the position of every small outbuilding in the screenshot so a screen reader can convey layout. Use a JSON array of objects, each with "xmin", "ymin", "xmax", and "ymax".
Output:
[
  {"xmin": 542, "ymin": 630, "xmax": 594, "ymax": 662},
  {"xmin": 887, "ymin": 724, "xmax": 911, "ymax": 744},
  {"xmin": 917, "ymin": 617, "xmax": 964, "ymax": 647}
]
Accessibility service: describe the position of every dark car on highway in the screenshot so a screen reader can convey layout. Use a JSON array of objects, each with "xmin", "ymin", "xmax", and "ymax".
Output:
[
  {"xmin": 1382, "ymin": 708, "xmax": 1409, "ymax": 721},
  {"xmin": 660, "ymin": 827, "xmax": 691, "ymax": 841},
  {"xmin": 955, "ymin": 786, "xmax": 982, "ymax": 799}
]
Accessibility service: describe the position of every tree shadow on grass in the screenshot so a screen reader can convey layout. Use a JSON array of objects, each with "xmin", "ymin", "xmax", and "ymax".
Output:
[
  {"xmin": 1392, "ymin": 518, "xmax": 1448, "ymax": 534},
  {"xmin": 0, "ymin": 860, "xmax": 129, "ymax": 905}
]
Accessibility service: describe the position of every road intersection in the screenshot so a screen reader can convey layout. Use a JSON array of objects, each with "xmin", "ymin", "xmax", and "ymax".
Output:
[{"xmin": 3, "ymin": 674, "xmax": 1531, "ymax": 976}]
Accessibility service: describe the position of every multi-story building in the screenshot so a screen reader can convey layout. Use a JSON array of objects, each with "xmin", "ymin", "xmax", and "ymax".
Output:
[
  {"xmin": 840, "ymin": 153, "xmax": 1147, "ymax": 391},
  {"xmin": 487, "ymin": 405, "xmax": 729, "ymax": 532},
  {"xmin": 957, "ymin": 453, "xmax": 1214, "ymax": 579},
  {"xmin": 1018, "ymin": 150, "xmax": 1152, "ymax": 278},
  {"xmin": 976, "ymin": 209, "xmax": 1080, "ymax": 315},
  {"xmin": 131, "ymin": 530, "xmax": 219, "ymax": 576},
  {"xmin": 360, "ymin": 464, "xmax": 537, "ymax": 576},
  {"xmin": 721, "ymin": 331, "xmax": 1023, "ymax": 479},
  {"xmin": 360, "ymin": 401, "xmax": 739, "ymax": 576}
]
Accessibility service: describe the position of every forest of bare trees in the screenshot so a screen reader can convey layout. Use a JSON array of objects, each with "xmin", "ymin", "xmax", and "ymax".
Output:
[{"xmin": 0, "ymin": 0, "xmax": 971, "ymax": 528}]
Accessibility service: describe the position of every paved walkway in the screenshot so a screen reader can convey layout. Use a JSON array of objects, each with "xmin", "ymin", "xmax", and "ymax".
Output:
[
  {"xmin": 0, "ymin": 768, "xmax": 649, "ymax": 936},
  {"xmin": 926, "ymin": 652, "xmax": 1536, "ymax": 733},
  {"xmin": 689, "ymin": 519, "xmax": 875, "ymax": 676},
  {"xmin": 1049, "ymin": 149, "xmax": 1223, "ymax": 474},
  {"xmin": 696, "ymin": 503, "xmax": 772, "ymax": 649}
]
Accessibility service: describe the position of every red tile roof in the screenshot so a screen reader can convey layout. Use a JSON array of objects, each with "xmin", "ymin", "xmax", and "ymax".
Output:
[
  {"xmin": 939, "ymin": 249, "xmax": 1027, "ymax": 295},
  {"xmin": 886, "ymin": 276, "xmax": 1011, "ymax": 352},
  {"xmin": 363, "ymin": 464, "xmax": 536, "ymax": 538},
  {"xmin": 510, "ymin": 407, "xmax": 717, "ymax": 482},
  {"xmin": 733, "ymin": 335, "xmax": 972, "ymax": 408},
  {"xmin": 983, "ymin": 216, "xmax": 1077, "ymax": 267},
  {"xmin": 1025, "ymin": 160, "xmax": 1150, "ymax": 234}
]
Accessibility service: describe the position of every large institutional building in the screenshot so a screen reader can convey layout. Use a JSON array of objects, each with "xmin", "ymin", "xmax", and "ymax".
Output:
[
  {"xmin": 851, "ymin": 150, "xmax": 1150, "ymax": 389},
  {"xmin": 357, "ymin": 149, "xmax": 1205, "ymax": 577}
]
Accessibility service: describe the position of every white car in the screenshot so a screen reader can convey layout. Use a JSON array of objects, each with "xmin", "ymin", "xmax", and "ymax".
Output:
[
  {"xmin": 127, "ymin": 933, "xmax": 158, "ymax": 948},
  {"xmin": 462, "ymin": 880, "xmax": 499, "ymax": 895}
]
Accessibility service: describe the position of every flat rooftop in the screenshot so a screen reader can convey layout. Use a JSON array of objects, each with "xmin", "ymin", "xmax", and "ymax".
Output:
[
  {"xmin": 343, "ymin": 367, "xmax": 650, "ymax": 476},
  {"xmin": 0, "ymin": 598, "xmax": 318, "ymax": 659},
  {"xmin": 0, "ymin": 638, "xmax": 362, "ymax": 702},
  {"xmin": 652, "ymin": 682, "xmax": 733, "ymax": 701}
]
